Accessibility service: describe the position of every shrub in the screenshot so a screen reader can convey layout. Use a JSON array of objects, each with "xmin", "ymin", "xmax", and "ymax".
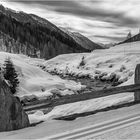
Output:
[
  {"xmin": 79, "ymin": 56, "xmax": 86, "ymax": 67},
  {"xmin": 120, "ymin": 65, "xmax": 126, "ymax": 72},
  {"xmin": 109, "ymin": 64, "xmax": 114, "ymax": 68}
]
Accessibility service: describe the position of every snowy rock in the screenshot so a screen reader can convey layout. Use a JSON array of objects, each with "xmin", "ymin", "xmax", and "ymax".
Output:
[
  {"xmin": 60, "ymin": 89, "xmax": 75, "ymax": 96},
  {"xmin": 50, "ymin": 89, "xmax": 78, "ymax": 97},
  {"xmin": 50, "ymin": 89, "xmax": 63, "ymax": 98},
  {"xmin": 21, "ymin": 95, "xmax": 38, "ymax": 102},
  {"xmin": 0, "ymin": 77, "xmax": 29, "ymax": 132}
]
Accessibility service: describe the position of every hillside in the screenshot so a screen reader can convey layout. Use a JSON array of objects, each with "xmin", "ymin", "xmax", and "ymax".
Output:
[
  {"xmin": 61, "ymin": 28, "xmax": 103, "ymax": 51},
  {"xmin": 0, "ymin": 5, "xmax": 102, "ymax": 59},
  {"xmin": 119, "ymin": 32, "xmax": 140, "ymax": 45},
  {"xmin": 44, "ymin": 41, "xmax": 140, "ymax": 87},
  {"xmin": 0, "ymin": 52, "xmax": 83, "ymax": 101}
]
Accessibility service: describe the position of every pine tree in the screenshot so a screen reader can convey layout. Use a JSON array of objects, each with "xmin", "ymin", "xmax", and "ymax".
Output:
[
  {"xmin": 126, "ymin": 31, "xmax": 132, "ymax": 40},
  {"xmin": 79, "ymin": 56, "xmax": 85, "ymax": 67},
  {"xmin": 3, "ymin": 57, "xmax": 19, "ymax": 94}
]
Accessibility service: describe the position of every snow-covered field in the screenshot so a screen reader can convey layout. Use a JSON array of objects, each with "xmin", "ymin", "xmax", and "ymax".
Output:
[
  {"xmin": 0, "ymin": 41, "xmax": 140, "ymax": 139},
  {"xmin": 35, "ymin": 41, "xmax": 140, "ymax": 120},
  {"xmin": 44, "ymin": 41, "xmax": 140, "ymax": 86},
  {"xmin": 1, "ymin": 41, "xmax": 139, "ymax": 120},
  {"xmin": 0, "ymin": 52, "xmax": 84, "ymax": 100}
]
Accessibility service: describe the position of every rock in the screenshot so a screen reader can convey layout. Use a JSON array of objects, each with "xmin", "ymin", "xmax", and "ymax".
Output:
[
  {"xmin": 134, "ymin": 64, "xmax": 140, "ymax": 101},
  {"xmin": 21, "ymin": 95, "xmax": 38, "ymax": 103},
  {"xmin": 0, "ymin": 78, "xmax": 29, "ymax": 132},
  {"xmin": 50, "ymin": 89, "xmax": 63, "ymax": 98}
]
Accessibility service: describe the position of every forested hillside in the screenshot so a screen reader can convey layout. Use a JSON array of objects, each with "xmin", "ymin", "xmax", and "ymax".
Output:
[{"xmin": 0, "ymin": 5, "xmax": 102, "ymax": 59}]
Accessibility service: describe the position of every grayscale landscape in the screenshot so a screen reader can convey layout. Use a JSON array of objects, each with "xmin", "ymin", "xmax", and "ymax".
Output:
[{"xmin": 0, "ymin": 0, "xmax": 140, "ymax": 139}]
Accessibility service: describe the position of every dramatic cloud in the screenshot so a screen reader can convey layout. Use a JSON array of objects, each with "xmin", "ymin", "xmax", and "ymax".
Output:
[{"xmin": 0, "ymin": 0, "xmax": 140, "ymax": 43}]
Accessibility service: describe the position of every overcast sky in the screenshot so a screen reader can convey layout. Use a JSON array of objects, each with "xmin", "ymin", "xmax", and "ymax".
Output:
[{"xmin": 0, "ymin": 0, "xmax": 140, "ymax": 44}]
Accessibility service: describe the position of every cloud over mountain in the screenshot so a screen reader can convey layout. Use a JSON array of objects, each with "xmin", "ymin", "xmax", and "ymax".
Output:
[{"xmin": 1, "ymin": 0, "xmax": 140, "ymax": 43}]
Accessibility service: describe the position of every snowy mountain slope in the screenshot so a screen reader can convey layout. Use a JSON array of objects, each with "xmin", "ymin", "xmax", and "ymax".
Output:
[
  {"xmin": 44, "ymin": 41, "xmax": 140, "ymax": 86},
  {"xmin": 61, "ymin": 28, "xmax": 103, "ymax": 50},
  {"xmin": 0, "ymin": 52, "xmax": 84, "ymax": 100}
]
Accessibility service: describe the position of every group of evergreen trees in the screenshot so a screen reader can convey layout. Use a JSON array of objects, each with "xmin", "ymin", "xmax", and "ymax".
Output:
[{"xmin": 1, "ymin": 58, "xmax": 19, "ymax": 94}]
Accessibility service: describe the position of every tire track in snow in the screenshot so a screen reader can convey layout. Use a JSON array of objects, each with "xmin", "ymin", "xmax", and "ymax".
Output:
[{"xmin": 48, "ymin": 113, "xmax": 140, "ymax": 139}]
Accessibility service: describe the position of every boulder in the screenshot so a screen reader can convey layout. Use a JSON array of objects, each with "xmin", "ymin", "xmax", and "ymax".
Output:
[{"xmin": 0, "ymin": 77, "xmax": 29, "ymax": 132}]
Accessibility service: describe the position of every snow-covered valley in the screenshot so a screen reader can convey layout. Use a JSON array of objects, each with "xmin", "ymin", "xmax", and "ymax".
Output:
[
  {"xmin": 44, "ymin": 41, "xmax": 140, "ymax": 87},
  {"xmin": 1, "ymin": 1, "xmax": 140, "ymax": 139},
  {"xmin": 34, "ymin": 41, "xmax": 140, "ymax": 121},
  {"xmin": 0, "ymin": 52, "xmax": 84, "ymax": 99},
  {"xmin": 0, "ymin": 41, "xmax": 140, "ymax": 139},
  {"xmin": 1, "ymin": 41, "xmax": 140, "ymax": 121}
]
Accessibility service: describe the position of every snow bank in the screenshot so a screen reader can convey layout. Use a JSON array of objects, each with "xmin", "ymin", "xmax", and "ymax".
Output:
[{"xmin": 0, "ymin": 52, "xmax": 84, "ymax": 99}]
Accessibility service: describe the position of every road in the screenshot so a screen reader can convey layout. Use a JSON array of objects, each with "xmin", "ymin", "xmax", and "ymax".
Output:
[
  {"xmin": 46, "ymin": 103, "xmax": 140, "ymax": 140},
  {"xmin": 1, "ymin": 103, "xmax": 140, "ymax": 139},
  {"xmin": 49, "ymin": 112, "xmax": 140, "ymax": 139}
]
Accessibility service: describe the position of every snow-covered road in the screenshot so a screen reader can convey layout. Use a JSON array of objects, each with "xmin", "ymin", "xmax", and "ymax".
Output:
[
  {"xmin": 49, "ymin": 111, "xmax": 140, "ymax": 139},
  {"xmin": 1, "ymin": 103, "xmax": 140, "ymax": 139}
]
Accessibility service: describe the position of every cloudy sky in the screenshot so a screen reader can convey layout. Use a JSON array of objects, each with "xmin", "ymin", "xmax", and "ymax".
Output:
[{"xmin": 0, "ymin": 0, "xmax": 140, "ymax": 44}]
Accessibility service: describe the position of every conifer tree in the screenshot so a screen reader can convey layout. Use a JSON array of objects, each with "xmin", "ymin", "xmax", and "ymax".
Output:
[{"xmin": 3, "ymin": 57, "xmax": 19, "ymax": 94}]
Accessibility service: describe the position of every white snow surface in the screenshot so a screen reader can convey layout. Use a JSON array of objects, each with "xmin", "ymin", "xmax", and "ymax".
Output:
[
  {"xmin": 0, "ymin": 42, "xmax": 140, "ymax": 139},
  {"xmin": 30, "ymin": 41, "xmax": 140, "ymax": 120},
  {"xmin": 28, "ymin": 92, "xmax": 134, "ymax": 124},
  {"xmin": 44, "ymin": 41, "xmax": 140, "ymax": 86},
  {"xmin": 0, "ymin": 52, "xmax": 84, "ymax": 99},
  {"xmin": 29, "ymin": 41, "xmax": 140, "ymax": 122}
]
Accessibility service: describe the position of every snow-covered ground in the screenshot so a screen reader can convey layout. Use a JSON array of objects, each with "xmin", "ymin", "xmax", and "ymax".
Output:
[
  {"xmin": 1, "ymin": 101, "xmax": 140, "ymax": 139},
  {"xmin": 28, "ymin": 92, "xmax": 133, "ymax": 123},
  {"xmin": 44, "ymin": 41, "xmax": 140, "ymax": 86},
  {"xmin": 0, "ymin": 41, "xmax": 140, "ymax": 139},
  {"xmin": 27, "ymin": 41, "xmax": 140, "ymax": 122},
  {"xmin": 0, "ymin": 42, "xmax": 139, "ymax": 120},
  {"xmin": 0, "ymin": 52, "xmax": 84, "ymax": 100},
  {"xmin": 33, "ymin": 41, "xmax": 140, "ymax": 120}
]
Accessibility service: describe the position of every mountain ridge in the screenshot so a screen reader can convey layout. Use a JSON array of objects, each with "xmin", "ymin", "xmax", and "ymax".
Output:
[
  {"xmin": 118, "ymin": 32, "xmax": 140, "ymax": 45},
  {"xmin": 0, "ymin": 4, "xmax": 103, "ymax": 59}
]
